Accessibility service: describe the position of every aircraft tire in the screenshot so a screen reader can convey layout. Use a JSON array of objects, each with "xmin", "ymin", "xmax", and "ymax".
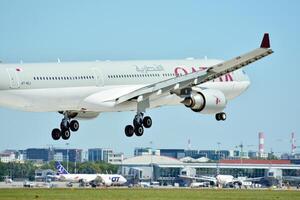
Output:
[
  {"xmin": 215, "ymin": 113, "xmax": 221, "ymax": 121},
  {"xmin": 52, "ymin": 128, "xmax": 61, "ymax": 140},
  {"xmin": 125, "ymin": 125, "xmax": 134, "ymax": 137},
  {"xmin": 61, "ymin": 128, "xmax": 71, "ymax": 140},
  {"xmin": 134, "ymin": 125, "xmax": 144, "ymax": 136},
  {"xmin": 220, "ymin": 112, "xmax": 226, "ymax": 121},
  {"xmin": 70, "ymin": 120, "xmax": 79, "ymax": 132},
  {"xmin": 143, "ymin": 116, "xmax": 152, "ymax": 128}
]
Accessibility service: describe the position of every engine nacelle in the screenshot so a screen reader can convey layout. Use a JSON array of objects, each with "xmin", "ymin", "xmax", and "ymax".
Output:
[{"xmin": 182, "ymin": 89, "xmax": 227, "ymax": 114}]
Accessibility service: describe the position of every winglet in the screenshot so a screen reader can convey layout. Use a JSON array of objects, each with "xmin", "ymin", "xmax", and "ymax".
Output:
[{"xmin": 260, "ymin": 33, "xmax": 270, "ymax": 48}]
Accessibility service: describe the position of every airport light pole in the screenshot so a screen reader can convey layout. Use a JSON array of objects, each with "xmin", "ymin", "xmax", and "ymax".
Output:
[
  {"xmin": 216, "ymin": 142, "xmax": 221, "ymax": 175},
  {"xmin": 75, "ymin": 149, "xmax": 77, "ymax": 174},
  {"xmin": 66, "ymin": 143, "xmax": 69, "ymax": 172},
  {"xmin": 150, "ymin": 141, "xmax": 153, "ymax": 183}
]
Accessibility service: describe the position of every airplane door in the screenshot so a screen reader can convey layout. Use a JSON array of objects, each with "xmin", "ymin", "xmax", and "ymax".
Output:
[
  {"xmin": 92, "ymin": 68, "xmax": 103, "ymax": 87},
  {"xmin": 6, "ymin": 68, "xmax": 20, "ymax": 88}
]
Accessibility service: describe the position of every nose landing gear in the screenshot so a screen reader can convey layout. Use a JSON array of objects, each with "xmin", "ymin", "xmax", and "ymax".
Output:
[{"xmin": 216, "ymin": 112, "xmax": 226, "ymax": 121}]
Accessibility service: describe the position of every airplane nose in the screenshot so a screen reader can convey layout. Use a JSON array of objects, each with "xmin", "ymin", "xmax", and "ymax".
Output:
[{"xmin": 122, "ymin": 177, "xmax": 127, "ymax": 183}]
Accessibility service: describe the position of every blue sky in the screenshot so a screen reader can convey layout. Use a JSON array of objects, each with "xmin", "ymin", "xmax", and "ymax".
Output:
[{"xmin": 0, "ymin": 0, "xmax": 299, "ymax": 156}]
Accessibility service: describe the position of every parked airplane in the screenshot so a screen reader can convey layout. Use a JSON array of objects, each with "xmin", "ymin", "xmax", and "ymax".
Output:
[
  {"xmin": 0, "ymin": 34, "xmax": 273, "ymax": 140},
  {"xmin": 54, "ymin": 161, "xmax": 127, "ymax": 186},
  {"xmin": 179, "ymin": 174, "xmax": 251, "ymax": 187}
]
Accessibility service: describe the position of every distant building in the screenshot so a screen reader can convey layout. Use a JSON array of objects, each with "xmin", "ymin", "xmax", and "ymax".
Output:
[
  {"xmin": 108, "ymin": 152, "xmax": 124, "ymax": 164},
  {"xmin": 0, "ymin": 152, "xmax": 16, "ymax": 163},
  {"xmin": 54, "ymin": 149, "xmax": 82, "ymax": 162},
  {"xmin": 53, "ymin": 152, "xmax": 64, "ymax": 162},
  {"xmin": 134, "ymin": 147, "xmax": 152, "ymax": 156},
  {"xmin": 102, "ymin": 149, "xmax": 113, "ymax": 163},
  {"xmin": 159, "ymin": 149, "xmax": 185, "ymax": 159},
  {"xmin": 25, "ymin": 148, "xmax": 82, "ymax": 162},
  {"xmin": 248, "ymin": 151, "xmax": 259, "ymax": 159},
  {"xmin": 184, "ymin": 150, "xmax": 199, "ymax": 159},
  {"xmin": 88, "ymin": 148, "xmax": 102, "ymax": 162},
  {"xmin": 26, "ymin": 148, "xmax": 53, "ymax": 162},
  {"xmin": 88, "ymin": 148, "xmax": 113, "ymax": 163},
  {"xmin": 197, "ymin": 150, "xmax": 233, "ymax": 160},
  {"xmin": 157, "ymin": 149, "xmax": 237, "ymax": 160},
  {"xmin": 120, "ymin": 156, "xmax": 300, "ymax": 186},
  {"xmin": 134, "ymin": 147, "xmax": 160, "ymax": 156}
]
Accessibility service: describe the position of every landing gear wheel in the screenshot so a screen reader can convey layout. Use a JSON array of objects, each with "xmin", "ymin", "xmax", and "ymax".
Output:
[
  {"xmin": 216, "ymin": 112, "xmax": 226, "ymax": 121},
  {"xmin": 61, "ymin": 128, "xmax": 71, "ymax": 140},
  {"xmin": 125, "ymin": 125, "xmax": 134, "ymax": 137},
  {"xmin": 70, "ymin": 120, "xmax": 79, "ymax": 132},
  {"xmin": 143, "ymin": 116, "xmax": 152, "ymax": 128},
  {"xmin": 52, "ymin": 128, "xmax": 61, "ymax": 140},
  {"xmin": 134, "ymin": 125, "xmax": 144, "ymax": 136},
  {"xmin": 216, "ymin": 114, "xmax": 221, "ymax": 121},
  {"xmin": 220, "ymin": 112, "xmax": 226, "ymax": 121}
]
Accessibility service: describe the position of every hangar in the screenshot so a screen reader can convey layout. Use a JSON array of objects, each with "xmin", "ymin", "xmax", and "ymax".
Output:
[{"xmin": 119, "ymin": 155, "xmax": 300, "ymax": 186}]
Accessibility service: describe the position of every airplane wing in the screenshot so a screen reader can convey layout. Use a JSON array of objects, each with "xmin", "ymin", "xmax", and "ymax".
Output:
[
  {"xmin": 115, "ymin": 33, "xmax": 273, "ymax": 104},
  {"xmin": 242, "ymin": 177, "xmax": 264, "ymax": 182}
]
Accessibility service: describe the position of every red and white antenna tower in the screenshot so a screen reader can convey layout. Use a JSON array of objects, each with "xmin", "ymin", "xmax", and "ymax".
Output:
[{"xmin": 258, "ymin": 132, "xmax": 265, "ymax": 157}]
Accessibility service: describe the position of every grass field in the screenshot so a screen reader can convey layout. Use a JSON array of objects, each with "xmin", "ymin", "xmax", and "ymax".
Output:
[{"xmin": 0, "ymin": 188, "xmax": 299, "ymax": 200}]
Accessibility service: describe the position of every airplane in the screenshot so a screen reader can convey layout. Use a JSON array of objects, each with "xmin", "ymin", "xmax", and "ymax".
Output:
[
  {"xmin": 179, "ymin": 174, "xmax": 253, "ymax": 188},
  {"xmin": 0, "ymin": 34, "xmax": 273, "ymax": 140},
  {"xmin": 54, "ymin": 161, "xmax": 127, "ymax": 186}
]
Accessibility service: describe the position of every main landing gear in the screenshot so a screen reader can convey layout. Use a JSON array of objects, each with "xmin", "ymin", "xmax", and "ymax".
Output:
[
  {"xmin": 215, "ymin": 112, "xmax": 226, "ymax": 121},
  {"xmin": 124, "ymin": 112, "xmax": 152, "ymax": 137},
  {"xmin": 51, "ymin": 112, "xmax": 80, "ymax": 140}
]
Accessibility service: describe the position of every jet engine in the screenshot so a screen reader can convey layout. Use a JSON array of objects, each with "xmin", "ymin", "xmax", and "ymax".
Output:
[{"xmin": 181, "ymin": 89, "xmax": 227, "ymax": 114}]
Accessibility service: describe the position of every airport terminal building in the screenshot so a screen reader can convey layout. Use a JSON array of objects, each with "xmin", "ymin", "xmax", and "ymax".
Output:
[{"xmin": 119, "ymin": 155, "xmax": 300, "ymax": 186}]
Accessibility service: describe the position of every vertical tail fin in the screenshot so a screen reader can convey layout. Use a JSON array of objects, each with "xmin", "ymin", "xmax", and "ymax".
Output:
[
  {"xmin": 55, "ymin": 161, "xmax": 69, "ymax": 174},
  {"xmin": 260, "ymin": 33, "xmax": 270, "ymax": 48}
]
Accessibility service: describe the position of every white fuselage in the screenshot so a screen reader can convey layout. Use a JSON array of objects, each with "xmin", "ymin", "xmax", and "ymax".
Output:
[
  {"xmin": 216, "ymin": 175, "xmax": 235, "ymax": 185},
  {"xmin": 0, "ymin": 59, "xmax": 250, "ymax": 113},
  {"xmin": 58, "ymin": 173, "xmax": 127, "ymax": 186}
]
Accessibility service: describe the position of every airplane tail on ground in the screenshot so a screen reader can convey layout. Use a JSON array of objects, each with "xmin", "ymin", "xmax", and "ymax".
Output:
[{"xmin": 55, "ymin": 161, "xmax": 69, "ymax": 175}]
